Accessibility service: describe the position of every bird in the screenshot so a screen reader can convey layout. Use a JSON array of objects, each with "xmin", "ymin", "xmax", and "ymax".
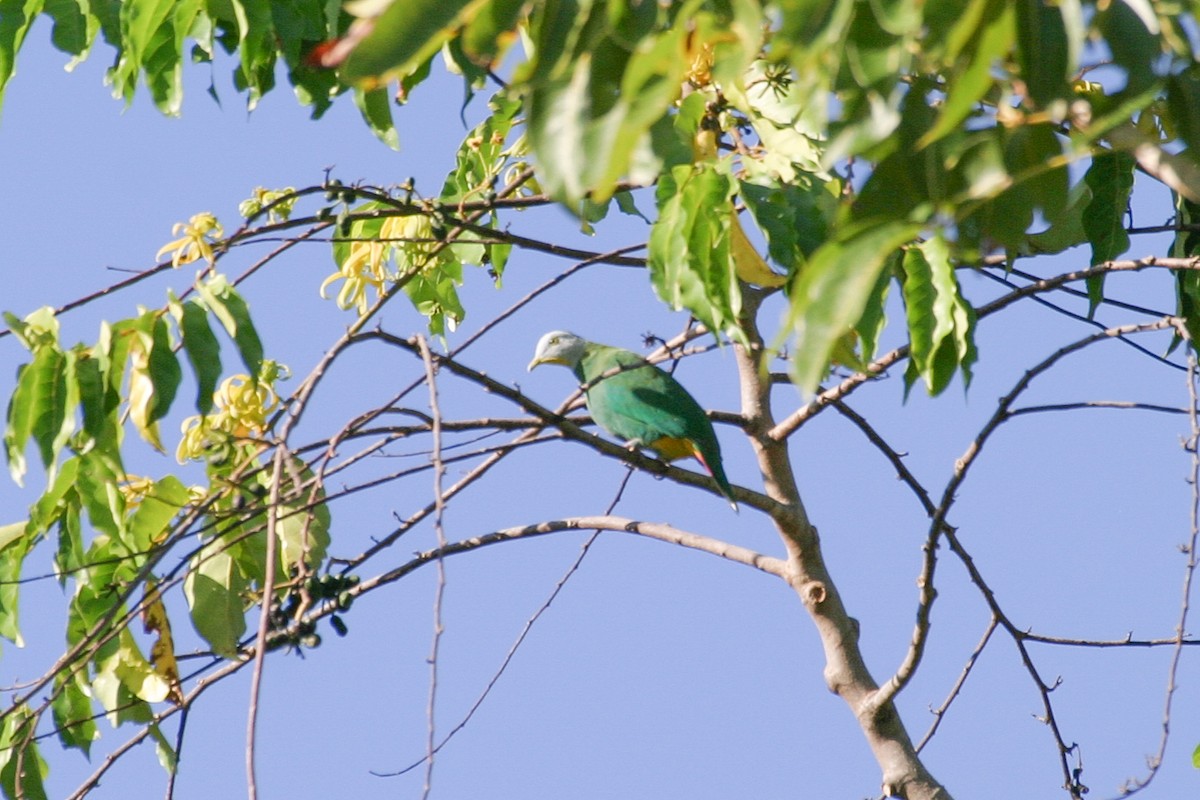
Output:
[{"xmin": 527, "ymin": 330, "xmax": 738, "ymax": 510}]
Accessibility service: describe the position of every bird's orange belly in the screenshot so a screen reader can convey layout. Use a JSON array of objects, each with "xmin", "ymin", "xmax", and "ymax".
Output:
[{"xmin": 647, "ymin": 436, "xmax": 696, "ymax": 462}]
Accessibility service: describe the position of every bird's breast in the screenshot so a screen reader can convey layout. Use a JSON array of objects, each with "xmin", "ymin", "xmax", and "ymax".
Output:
[{"xmin": 646, "ymin": 435, "xmax": 697, "ymax": 462}]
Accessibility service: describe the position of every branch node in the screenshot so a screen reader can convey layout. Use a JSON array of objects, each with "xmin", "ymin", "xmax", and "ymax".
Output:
[{"xmin": 800, "ymin": 580, "xmax": 827, "ymax": 606}]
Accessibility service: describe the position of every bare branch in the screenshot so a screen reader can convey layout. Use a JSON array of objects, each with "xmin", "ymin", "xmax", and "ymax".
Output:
[
  {"xmin": 915, "ymin": 617, "xmax": 999, "ymax": 753},
  {"xmin": 359, "ymin": 517, "xmax": 786, "ymax": 592},
  {"xmin": 417, "ymin": 335, "xmax": 448, "ymax": 800},
  {"xmin": 1113, "ymin": 340, "xmax": 1200, "ymax": 797},
  {"xmin": 1009, "ymin": 401, "xmax": 1195, "ymax": 417},
  {"xmin": 733, "ymin": 293, "xmax": 950, "ymax": 800},
  {"xmin": 769, "ymin": 346, "xmax": 909, "ymax": 440},
  {"xmin": 374, "ymin": 472, "xmax": 638, "ymax": 779}
]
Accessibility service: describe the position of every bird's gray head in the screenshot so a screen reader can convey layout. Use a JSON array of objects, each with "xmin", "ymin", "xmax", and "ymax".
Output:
[{"xmin": 527, "ymin": 330, "xmax": 586, "ymax": 372}]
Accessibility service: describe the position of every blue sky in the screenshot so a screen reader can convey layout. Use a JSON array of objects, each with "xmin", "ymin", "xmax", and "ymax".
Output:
[{"xmin": 1, "ymin": 16, "xmax": 1199, "ymax": 799}]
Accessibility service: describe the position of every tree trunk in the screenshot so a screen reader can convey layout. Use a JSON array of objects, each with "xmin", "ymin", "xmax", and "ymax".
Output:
[{"xmin": 734, "ymin": 298, "xmax": 952, "ymax": 800}]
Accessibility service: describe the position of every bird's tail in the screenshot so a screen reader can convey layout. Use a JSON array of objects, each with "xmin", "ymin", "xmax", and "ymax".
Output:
[{"xmin": 692, "ymin": 446, "xmax": 738, "ymax": 512}]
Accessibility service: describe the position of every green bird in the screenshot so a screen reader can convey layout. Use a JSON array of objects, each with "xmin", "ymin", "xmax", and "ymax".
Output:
[{"xmin": 528, "ymin": 330, "xmax": 738, "ymax": 510}]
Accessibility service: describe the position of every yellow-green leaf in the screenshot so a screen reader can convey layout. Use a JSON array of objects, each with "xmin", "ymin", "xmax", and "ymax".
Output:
[{"xmin": 184, "ymin": 543, "xmax": 247, "ymax": 659}]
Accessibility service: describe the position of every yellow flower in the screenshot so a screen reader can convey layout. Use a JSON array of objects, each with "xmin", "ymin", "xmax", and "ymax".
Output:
[
  {"xmin": 157, "ymin": 213, "xmax": 224, "ymax": 268},
  {"xmin": 176, "ymin": 415, "xmax": 214, "ymax": 463},
  {"xmin": 176, "ymin": 364, "xmax": 287, "ymax": 463},
  {"xmin": 214, "ymin": 374, "xmax": 279, "ymax": 434},
  {"xmin": 387, "ymin": 213, "xmax": 438, "ymax": 264},
  {"xmin": 118, "ymin": 476, "xmax": 155, "ymax": 510},
  {"xmin": 320, "ymin": 212, "xmax": 443, "ymax": 315},
  {"xmin": 239, "ymin": 187, "xmax": 297, "ymax": 222}
]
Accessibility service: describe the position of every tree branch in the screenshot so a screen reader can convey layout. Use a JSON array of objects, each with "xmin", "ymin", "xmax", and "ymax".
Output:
[{"xmin": 734, "ymin": 293, "xmax": 951, "ymax": 800}]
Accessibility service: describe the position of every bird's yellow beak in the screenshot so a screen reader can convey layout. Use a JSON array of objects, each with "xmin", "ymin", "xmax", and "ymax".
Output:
[{"xmin": 527, "ymin": 355, "xmax": 565, "ymax": 372}]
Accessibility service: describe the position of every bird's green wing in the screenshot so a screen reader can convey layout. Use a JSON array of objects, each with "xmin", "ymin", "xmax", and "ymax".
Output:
[
  {"xmin": 578, "ymin": 344, "xmax": 737, "ymax": 508},
  {"xmin": 579, "ymin": 346, "xmax": 699, "ymax": 444}
]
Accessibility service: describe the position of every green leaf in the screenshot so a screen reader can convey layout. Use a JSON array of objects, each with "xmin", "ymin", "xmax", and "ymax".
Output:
[
  {"xmin": 856, "ymin": 254, "xmax": 896, "ymax": 363},
  {"xmin": 174, "ymin": 298, "xmax": 222, "ymax": 415},
  {"xmin": 0, "ymin": 525, "xmax": 30, "ymax": 647},
  {"xmin": 614, "ymin": 189, "xmax": 649, "ymax": 223},
  {"xmin": 526, "ymin": 2, "xmax": 690, "ymax": 203},
  {"xmin": 918, "ymin": 0, "xmax": 1013, "ymax": 149},
  {"xmin": 230, "ymin": 0, "xmax": 277, "ymax": 110},
  {"xmin": 74, "ymin": 346, "xmax": 120, "ymax": 454},
  {"xmin": 956, "ymin": 124, "xmax": 1069, "ymax": 251},
  {"xmin": 138, "ymin": 0, "xmax": 203, "ymax": 115},
  {"xmin": 900, "ymin": 235, "xmax": 977, "ymax": 396},
  {"xmin": 275, "ymin": 460, "xmax": 330, "ymax": 571},
  {"xmin": 0, "ymin": 521, "xmax": 23, "ymax": 552},
  {"xmin": 1014, "ymin": 0, "xmax": 1076, "ymax": 108},
  {"xmin": 342, "ymin": 0, "xmax": 486, "ymax": 84},
  {"xmin": 150, "ymin": 723, "xmax": 177, "ymax": 773},
  {"xmin": 404, "ymin": 260, "xmax": 466, "ymax": 338},
  {"xmin": 184, "ymin": 543, "xmax": 247, "ymax": 658},
  {"xmin": 28, "ymin": 454, "xmax": 79, "ymax": 541},
  {"xmin": 1193, "ymin": 741, "xmax": 1200, "ymax": 769},
  {"xmin": 1015, "ymin": 126, "xmax": 1069, "ymax": 220},
  {"xmin": 459, "ymin": 0, "xmax": 526, "ymax": 68},
  {"xmin": 736, "ymin": 61, "xmax": 825, "ymax": 182},
  {"xmin": 75, "ymin": 449, "xmax": 125, "ymax": 543},
  {"xmin": 1167, "ymin": 69, "xmax": 1200, "ymax": 157},
  {"xmin": 1082, "ymin": 151, "xmax": 1136, "ymax": 313},
  {"xmin": 113, "ymin": 628, "xmax": 172, "ymax": 703},
  {"xmin": 127, "ymin": 475, "xmax": 191, "ymax": 552},
  {"xmin": 842, "ymin": 0, "xmax": 905, "ymax": 90},
  {"xmin": 1022, "ymin": 179, "xmax": 1092, "ymax": 256},
  {"xmin": 439, "ymin": 91, "xmax": 521, "ymax": 206},
  {"xmin": 0, "ymin": 706, "xmax": 48, "ymax": 800},
  {"xmin": 271, "ymin": 0, "xmax": 339, "ymax": 116},
  {"xmin": 43, "ymin": 0, "xmax": 95, "ymax": 56},
  {"xmin": 195, "ymin": 275, "xmax": 264, "ymax": 380},
  {"xmin": 147, "ymin": 312, "xmax": 182, "ymax": 426},
  {"xmin": 52, "ymin": 489, "xmax": 84, "ymax": 582},
  {"xmin": 91, "ymin": 630, "xmax": 164, "ymax": 726},
  {"xmin": 52, "ymin": 670, "xmax": 99, "ymax": 756},
  {"xmin": 0, "ymin": 0, "xmax": 44, "ymax": 121},
  {"xmin": 5, "ymin": 344, "xmax": 69, "ymax": 486},
  {"xmin": 648, "ymin": 163, "xmax": 743, "ymax": 342},
  {"xmin": 1095, "ymin": 0, "xmax": 1161, "ymax": 102},
  {"xmin": 788, "ymin": 219, "xmax": 922, "ymax": 394},
  {"xmin": 739, "ymin": 176, "xmax": 834, "ymax": 271},
  {"xmin": 353, "ymin": 86, "xmax": 400, "ymax": 150},
  {"xmin": 107, "ymin": 0, "xmax": 176, "ymax": 105},
  {"xmin": 125, "ymin": 311, "xmax": 180, "ymax": 451}
]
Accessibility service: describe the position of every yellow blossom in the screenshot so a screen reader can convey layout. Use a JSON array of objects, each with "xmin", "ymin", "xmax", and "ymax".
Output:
[
  {"xmin": 157, "ymin": 213, "xmax": 224, "ymax": 268},
  {"xmin": 176, "ymin": 364, "xmax": 288, "ymax": 463},
  {"xmin": 176, "ymin": 415, "xmax": 214, "ymax": 463},
  {"xmin": 239, "ymin": 187, "xmax": 297, "ymax": 222},
  {"xmin": 320, "ymin": 213, "xmax": 436, "ymax": 314},
  {"xmin": 118, "ymin": 476, "xmax": 155, "ymax": 510},
  {"xmin": 213, "ymin": 374, "xmax": 280, "ymax": 434}
]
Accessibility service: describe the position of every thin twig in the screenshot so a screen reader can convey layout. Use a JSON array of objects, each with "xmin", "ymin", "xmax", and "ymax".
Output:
[
  {"xmin": 417, "ymin": 335, "xmax": 448, "ymax": 800},
  {"xmin": 1009, "ymin": 401, "xmax": 1195, "ymax": 417},
  {"xmin": 360, "ymin": 517, "xmax": 786, "ymax": 595},
  {"xmin": 974, "ymin": 267, "xmax": 1184, "ymax": 371},
  {"xmin": 245, "ymin": 445, "xmax": 287, "ymax": 800},
  {"xmin": 1113, "ymin": 341, "xmax": 1200, "ymax": 797},
  {"xmin": 374, "ymin": 470, "xmax": 637, "ymax": 779},
  {"xmin": 164, "ymin": 707, "xmax": 188, "ymax": 800},
  {"xmin": 915, "ymin": 616, "xmax": 998, "ymax": 753}
]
